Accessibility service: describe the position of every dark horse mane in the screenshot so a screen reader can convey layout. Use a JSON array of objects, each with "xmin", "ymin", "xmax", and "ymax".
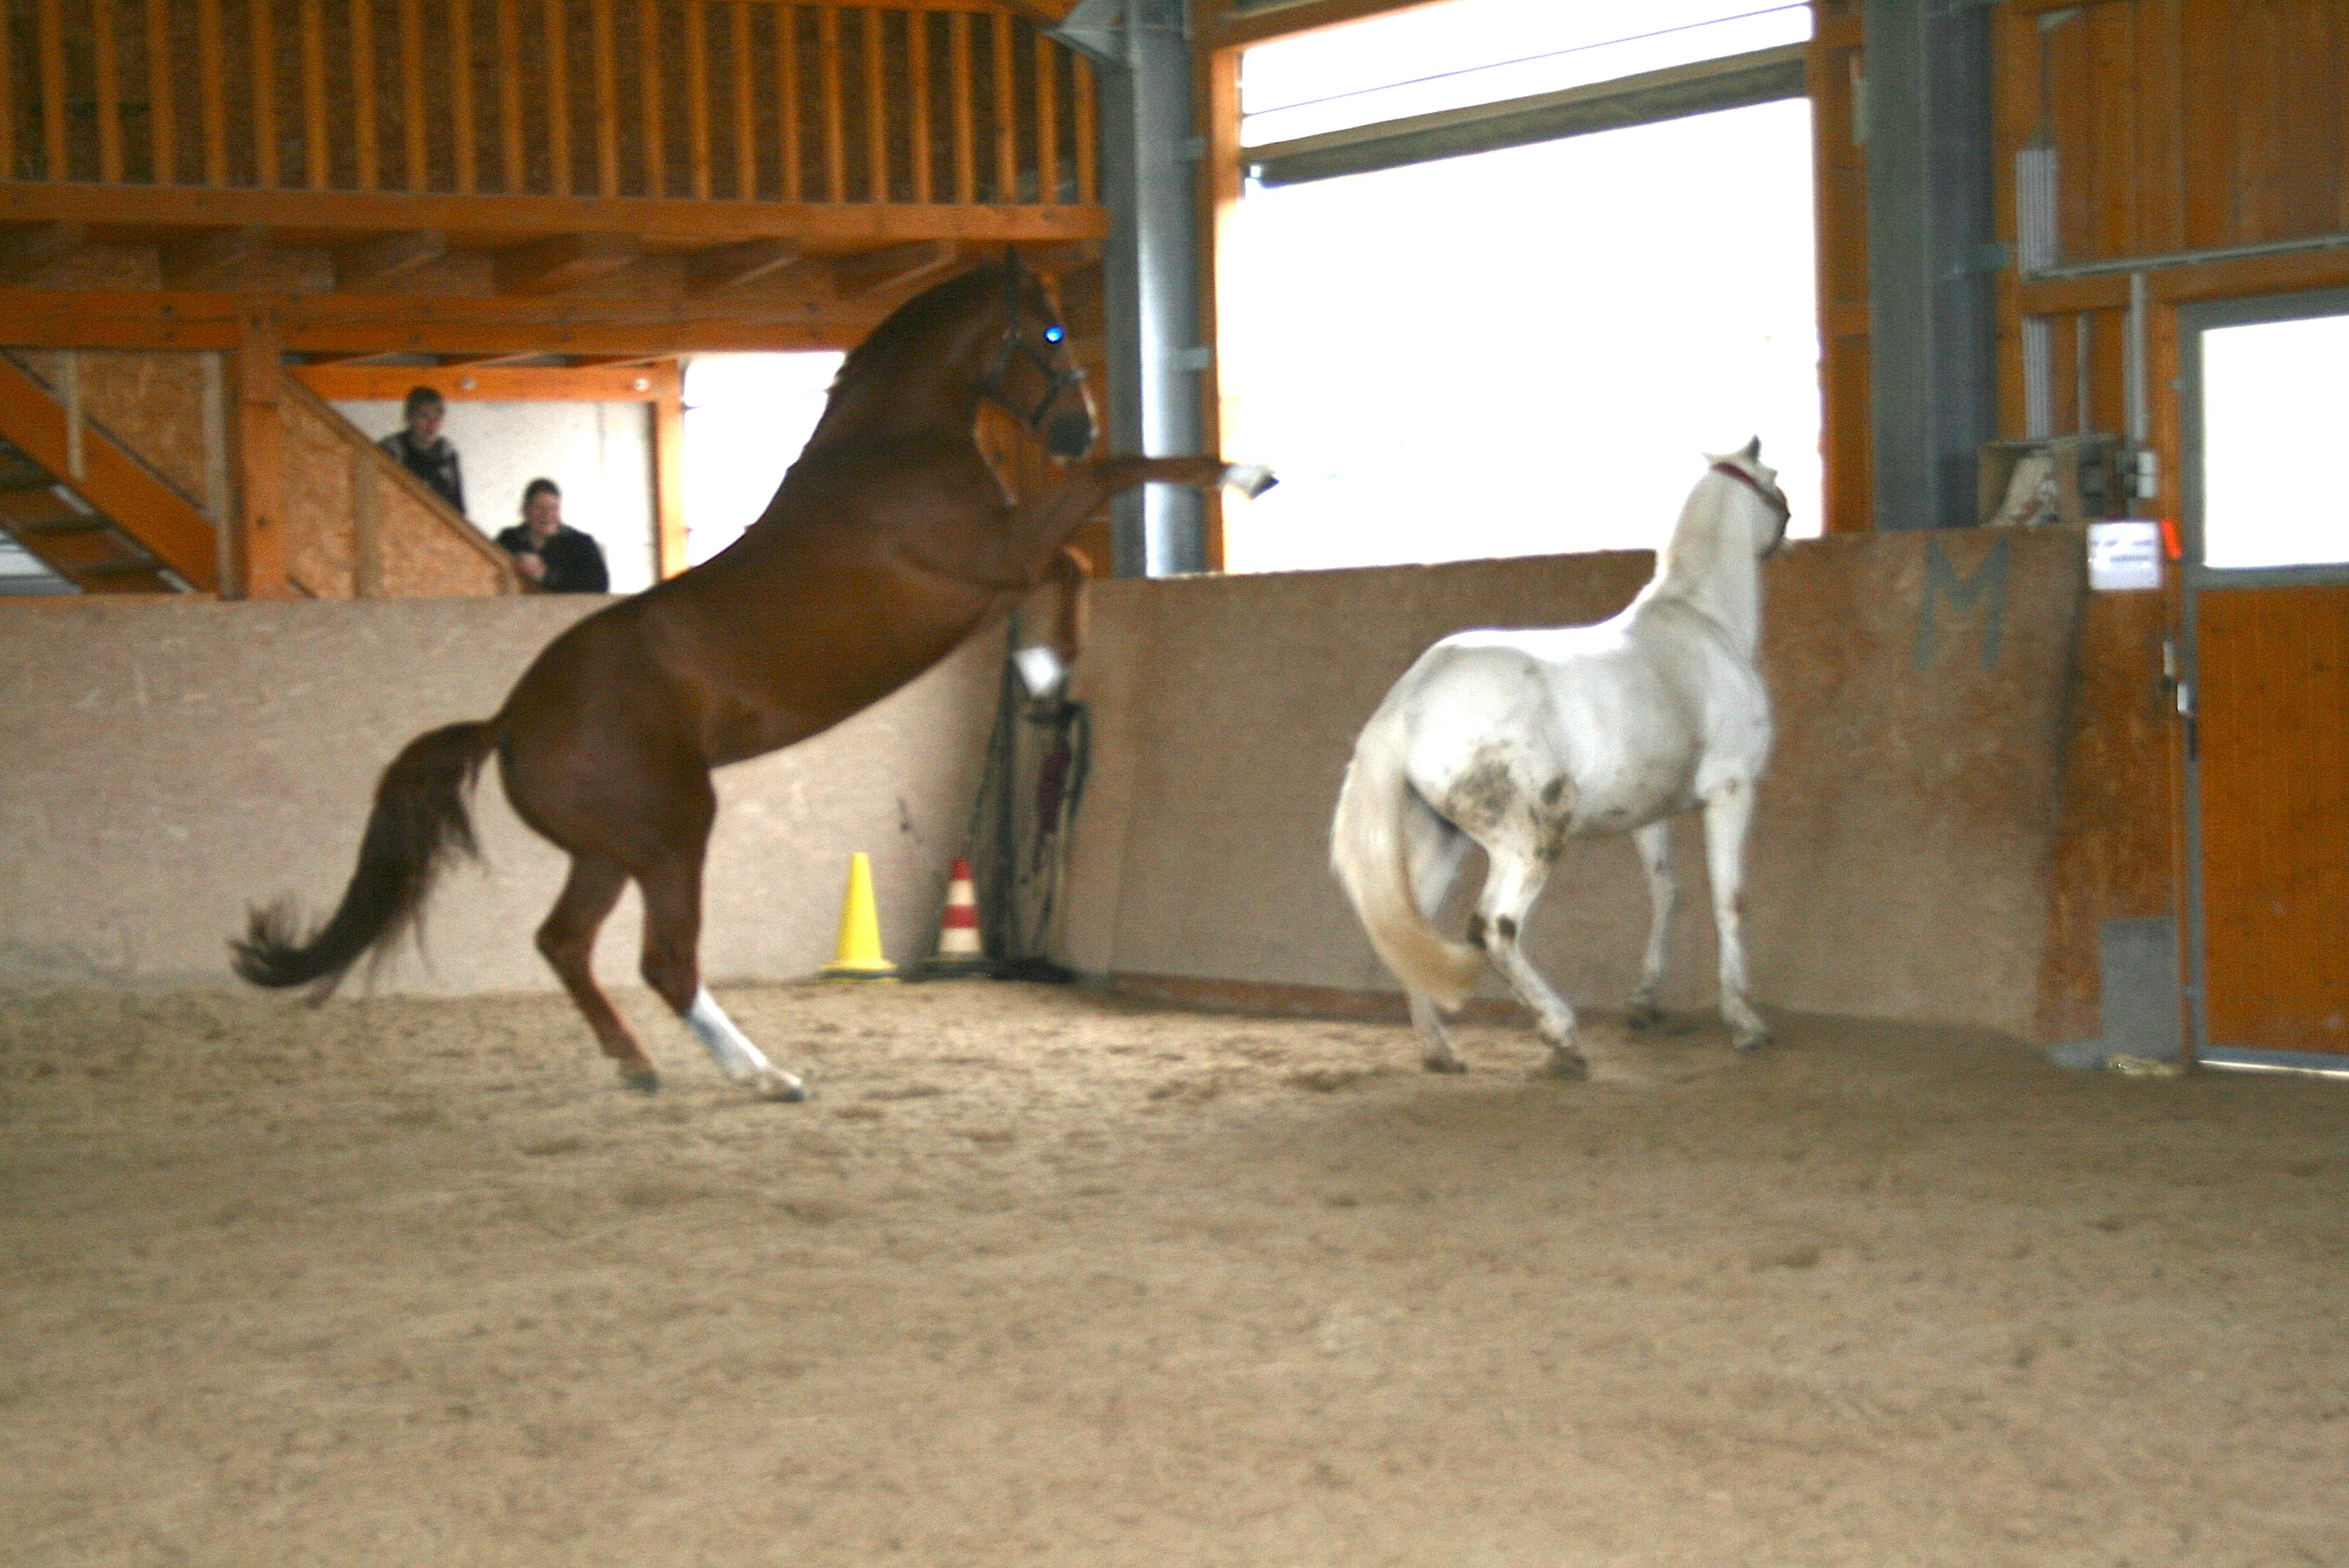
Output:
[{"xmin": 812, "ymin": 262, "xmax": 1013, "ymax": 426}]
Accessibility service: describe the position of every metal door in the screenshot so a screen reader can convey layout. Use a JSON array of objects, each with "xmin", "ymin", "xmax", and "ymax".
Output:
[{"xmin": 2180, "ymin": 289, "xmax": 2349, "ymax": 1073}]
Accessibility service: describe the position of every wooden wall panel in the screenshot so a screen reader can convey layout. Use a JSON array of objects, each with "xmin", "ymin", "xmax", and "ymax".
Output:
[{"xmin": 1809, "ymin": 0, "xmax": 1869, "ymax": 532}]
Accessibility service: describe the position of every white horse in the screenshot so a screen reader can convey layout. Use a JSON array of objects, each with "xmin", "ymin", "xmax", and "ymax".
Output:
[{"xmin": 1329, "ymin": 440, "xmax": 1789, "ymax": 1078}]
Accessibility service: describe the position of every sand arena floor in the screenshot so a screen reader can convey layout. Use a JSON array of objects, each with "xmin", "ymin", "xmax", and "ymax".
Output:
[{"xmin": 2, "ymin": 981, "xmax": 2346, "ymax": 1566}]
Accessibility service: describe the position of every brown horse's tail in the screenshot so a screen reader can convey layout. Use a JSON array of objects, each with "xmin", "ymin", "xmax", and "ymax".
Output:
[{"xmin": 231, "ymin": 719, "xmax": 499, "ymax": 997}]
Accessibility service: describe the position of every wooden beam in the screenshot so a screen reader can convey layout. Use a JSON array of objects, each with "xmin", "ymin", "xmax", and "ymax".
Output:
[
  {"xmin": 686, "ymin": 237, "xmax": 809, "ymax": 294},
  {"xmin": 0, "ymin": 354, "xmax": 219, "ymax": 590},
  {"xmin": 161, "ymin": 226, "xmax": 273, "ymax": 290},
  {"xmin": 493, "ymin": 232, "xmax": 643, "ymax": 294},
  {"xmin": 332, "ymin": 229, "xmax": 450, "ymax": 292},
  {"xmin": 294, "ymin": 361, "xmax": 677, "ymax": 401},
  {"xmin": 232, "ymin": 309, "xmax": 289, "ymax": 598},
  {"xmin": 833, "ymin": 239, "xmax": 959, "ymax": 297},
  {"xmin": 652, "ymin": 376, "xmax": 686, "ymax": 578},
  {"xmin": 0, "ymin": 181, "xmax": 1111, "ymax": 246},
  {"xmin": 0, "ymin": 220, "xmax": 85, "ymax": 283}
]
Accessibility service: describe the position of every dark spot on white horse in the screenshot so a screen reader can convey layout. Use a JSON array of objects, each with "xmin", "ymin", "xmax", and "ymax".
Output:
[
  {"xmin": 1540, "ymin": 777, "xmax": 1566, "ymax": 807},
  {"xmin": 1495, "ymin": 915, "xmax": 1518, "ymax": 942},
  {"xmin": 1465, "ymin": 912, "xmax": 1486, "ymax": 950},
  {"xmin": 1443, "ymin": 751, "xmax": 1518, "ymax": 833}
]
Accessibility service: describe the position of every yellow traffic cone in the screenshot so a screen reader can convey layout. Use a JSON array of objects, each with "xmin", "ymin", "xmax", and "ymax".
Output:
[{"xmin": 822, "ymin": 852, "xmax": 898, "ymax": 980}]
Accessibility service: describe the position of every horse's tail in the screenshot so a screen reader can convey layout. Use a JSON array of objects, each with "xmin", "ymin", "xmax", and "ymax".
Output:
[
  {"xmin": 231, "ymin": 719, "xmax": 500, "ymax": 998},
  {"xmin": 1330, "ymin": 711, "xmax": 1483, "ymax": 1011}
]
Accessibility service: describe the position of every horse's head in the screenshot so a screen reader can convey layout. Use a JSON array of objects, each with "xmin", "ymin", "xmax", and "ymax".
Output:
[
  {"xmin": 1706, "ymin": 437, "xmax": 1792, "ymax": 557},
  {"xmin": 978, "ymin": 256, "xmax": 1096, "ymax": 461}
]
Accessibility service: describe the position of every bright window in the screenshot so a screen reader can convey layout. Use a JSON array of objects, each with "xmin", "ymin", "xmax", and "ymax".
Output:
[
  {"xmin": 2200, "ymin": 312, "xmax": 2349, "ymax": 570},
  {"xmin": 1219, "ymin": 95, "xmax": 1822, "ymax": 573},
  {"xmin": 1240, "ymin": 0, "xmax": 1810, "ymax": 146},
  {"xmin": 681, "ymin": 352, "xmax": 843, "ymax": 566}
]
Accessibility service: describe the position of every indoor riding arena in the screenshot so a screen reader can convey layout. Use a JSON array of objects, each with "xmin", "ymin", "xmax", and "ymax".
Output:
[{"xmin": 3, "ymin": 3, "xmax": 2345, "ymax": 1564}]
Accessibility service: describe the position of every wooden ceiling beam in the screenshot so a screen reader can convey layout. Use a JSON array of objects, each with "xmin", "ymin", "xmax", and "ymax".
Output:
[
  {"xmin": 0, "ymin": 182, "xmax": 1109, "ymax": 247},
  {"xmin": 0, "ymin": 221, "xmax": 88, "ymax": 284},
  {"xmin": 333, "ymin": 229, "xmax": 449, "ymax": 293},
  {"xmin": 832, "ymin": 239, "xmax": 962, "ymax": 299},
  {"xmin": 686, "ymin": 238, "xmax": 810, "ymax": 295},
  {"xmin": 159, "ymin": 225, "xmax": 273, "ymax": 290},
  {"xmin": 494, "ymin": 233, "xmax": 644, "ymax": 294}
]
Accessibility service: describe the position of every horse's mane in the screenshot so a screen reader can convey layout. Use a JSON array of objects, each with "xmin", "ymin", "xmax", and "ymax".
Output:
[{"xmin": 824, "ymin": 261, "xmax": 1009, "ymax": 400}]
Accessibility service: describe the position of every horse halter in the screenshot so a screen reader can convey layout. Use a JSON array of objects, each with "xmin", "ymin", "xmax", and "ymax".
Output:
[
  {"xmin": 980, "ymin": 259, "xmax": 1086, "ymax": 435},
  {"xmin": 1709, "ymin": 460, "xmax": 1792, "ymax": 553}
]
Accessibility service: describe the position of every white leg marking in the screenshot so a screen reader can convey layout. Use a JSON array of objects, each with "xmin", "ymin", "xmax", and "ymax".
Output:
[
  {"xmin": 1219, "ymin": 463, "xmax": 1277, "ymax": 500},
  {"xmin": 1700, "ymin": 782, "xmax": 1769, "ymax": 1051},
  {"xmin": 687, "ymin": 987, "xmax": 807, "ymax": 1101},
  {"xmin": 1627, "ymin": 820, "xmax": 1674, "ymax": 1029}
]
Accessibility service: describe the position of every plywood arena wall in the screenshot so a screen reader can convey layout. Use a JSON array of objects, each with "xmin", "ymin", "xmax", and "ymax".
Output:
[
  {"xmin": 1054, "ymin": 526, "xmax": 2168, "ymax": 1043},
  {"xmin": 0, "ymin": 597, "xmax": 1000, "ymax": 993}
]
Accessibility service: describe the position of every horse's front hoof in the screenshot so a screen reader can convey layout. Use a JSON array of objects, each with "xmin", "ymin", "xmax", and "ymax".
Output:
[
  {"xmin": 1540, "ymin": 1051, "xmax": 1590, "ymax": 1081},
  {"xmin": 1732, "ymin": 1028, "xmax": 1772, "ymax": 1054},
  {"xmin": 621, "ymin": 1064, "xmax": 661, "ymax": 1094},
  {"xmin": 1421, "ymin": 1053, "xmax": 1469, "ymax": 1075},
  {"xmin": 1626, "ymin": 999, "xmax": 1663, "ymax": 1032},
  {"xmin": 755, "ymin": 1069, "xmax": 809, "ymax": 1103}
]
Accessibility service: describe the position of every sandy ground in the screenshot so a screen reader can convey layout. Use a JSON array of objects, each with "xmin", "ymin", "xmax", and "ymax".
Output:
[{"xmin": 2, "ymin": 981, "xmax": 2346, "ymax": 1567}]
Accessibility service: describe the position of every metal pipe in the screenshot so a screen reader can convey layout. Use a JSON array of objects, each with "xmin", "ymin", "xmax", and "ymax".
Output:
[
  {"xmin": 2024, "ymin": 227, "xmax": 2349, "ymax": 283},
  {"xmin": 1052, "ymin": 0, "xmax": 1207, "ymax": 577}
]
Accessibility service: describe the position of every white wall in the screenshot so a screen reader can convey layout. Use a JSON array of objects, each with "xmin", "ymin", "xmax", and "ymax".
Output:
[{"xmin": 337, "ymin": 400, "xmax": 659, "ymax": 593}]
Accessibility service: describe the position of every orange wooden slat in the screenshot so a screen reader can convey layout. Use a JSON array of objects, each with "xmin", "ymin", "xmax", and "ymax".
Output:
[
  {"xmin": 251, "ymin": 0, "xmax": 279, "ymax": 186},
  {"xmin": 734, "ymin": 0, "xmax": 756, "ymax": 199},
  {"xmin": 820, "ymin": 4, "xmax": 844, "ymax": 201},
  {"xmin": 199, "ymin": 0, "xmax": 227, "ymax": 183},
  {"xmin": 94, "ymin": 0, "xmax": 123, "ymax": 182},
  {"xmin": 949, "ymin": 8, "xmax": 972, "ymax": 204},
  {"xmin": 636, "ymin": 0, "xmax": 663, "ymax": 196},
  {"xmin": 401, "ymin": 0, "xmax": 426, "ymax": 190},
  {"xmin": 991, "ymin": 10, "xmax": 1014, "ymax": 204},
  {"xmin": 496, "ymin": 0, "xmax": 523, "ymax": 190},
  {"xmin": 146, "ymin": 0, "xmax": 178, "ymax": 182},
  {"xmin": 864, "ymin": 7, "xmax": 887, "ymax": 202},
  {"xmin": 452, "ymin": 0, "xmax": 477, "ymax": 191},
  {"xmin": 0, "ymin": 0, "xmax": 15, "ymax": 184},
  {"xmin": 908, "ymin": 8, "xmax": 930, "ymax": 202},
  {"xmin": 1034, "ymin": 30, "xmax": 1055, "ymax": 205},
  {"xmin": 1072, "ymin": 51, "xmax": 1094, "ymax": 205},
  {"xmin": 687, "ymin": 0, "xmax": 711, "ymax": 199},
  {"xmin": 778, "ymin": 0, "xmax": 799, "ymax": 201},
  {"xmin": 545, "ymin": 0, "xmax": 571, "ymax": 193},
  {"xmin": 355, "ymin": 0, "xmax": 381, "ymax": 188},
  {"xmin": 2130, "ymin": 0, "xmax": 2186, "ymax": 256},
  {"xmin": 592, "ymin": 0, "xmax": 618, "ymax": 193},
  {"xmin": 37, "ymin": 0, "xmax": 67, "ymax": 180},
  {"xmin": 300, "ymin": 0, "xmax": 327, "ymax": 188}
]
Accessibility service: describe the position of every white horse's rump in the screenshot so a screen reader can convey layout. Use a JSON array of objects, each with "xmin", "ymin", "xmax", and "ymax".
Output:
[{"xmin": 1330, "ymin": 441, "xmax": 1788, "ymax": 1078}]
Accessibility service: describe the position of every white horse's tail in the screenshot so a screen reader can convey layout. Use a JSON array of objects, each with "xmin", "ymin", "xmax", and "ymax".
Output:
[{"xmin": 1330, "ymin": 716, "xmax": 1484, "ymax": 1010}]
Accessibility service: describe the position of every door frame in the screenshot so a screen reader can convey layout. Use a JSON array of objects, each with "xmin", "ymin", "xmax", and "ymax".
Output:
[{"xmin": 2176, "ymin": 284, "xmax": 2349, "ymax": 1076}]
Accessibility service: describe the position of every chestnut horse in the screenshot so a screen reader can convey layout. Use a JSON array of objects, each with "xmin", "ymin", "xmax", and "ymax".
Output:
[{"xmin": 234, "ymin": 259, "xmax": 1272, "ymax": 1098}]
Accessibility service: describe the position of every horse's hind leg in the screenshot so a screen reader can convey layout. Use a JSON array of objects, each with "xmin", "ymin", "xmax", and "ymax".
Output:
[
  {"xmin": 1475, "ymin": 847, "xmax": 1587, "ymax": 1080},
  {"xmin": 1626, "ymin": 821, "xmax": 1675, "ymax": 1031},
  {"xmin": 636, "ymin": 851, "xmax": 807, "ymax": 1102},
  {"xmin": 1700, "ymin": 778, "xmax": 1769, "ymax": 1051},
  {"xmin": 537, "ymin": 854, "xmax": 660, "ymax": 1091},
  {"xmin": 1404, "ymin": 794, "xmax": 1473, "ymax": 1073}
]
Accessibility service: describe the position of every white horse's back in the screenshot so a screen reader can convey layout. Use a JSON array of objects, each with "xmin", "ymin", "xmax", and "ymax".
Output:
[{"xmin": 1330, "ymin": 444, "xmax": 1789, "ymax": 1078}]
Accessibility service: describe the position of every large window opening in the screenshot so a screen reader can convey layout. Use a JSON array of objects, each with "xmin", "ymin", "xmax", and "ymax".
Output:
[
  {"xmin": 679, "ymin": 352, "xmax": 843, "ymax": 567},
  {"xmin": 1219, "ymin": 0, "xmax": 1820, "ymax": 574}
]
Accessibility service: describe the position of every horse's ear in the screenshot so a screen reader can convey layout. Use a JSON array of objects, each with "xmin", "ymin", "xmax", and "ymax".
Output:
[{"xmin": 1741, "ymin": 435, "xmax": 1762, "ymax": 460}]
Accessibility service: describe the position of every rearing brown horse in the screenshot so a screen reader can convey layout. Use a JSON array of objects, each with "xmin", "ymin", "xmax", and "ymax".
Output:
[{"xmin": 233, "ymin": 259, "xmax": 1271, "ymax": 1098}]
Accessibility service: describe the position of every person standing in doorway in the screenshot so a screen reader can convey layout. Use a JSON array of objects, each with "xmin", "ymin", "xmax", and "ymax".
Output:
[
  {"xmin": 496, "ymin": 478, "xmax": 610, "ymax": 593},
  {"xmin": 379, "ymin": 387, "xmax": 466, "ymax": 515}
]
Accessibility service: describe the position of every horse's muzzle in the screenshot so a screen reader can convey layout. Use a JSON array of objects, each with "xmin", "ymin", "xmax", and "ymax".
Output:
[{"xmin": 1044, "ymin": 410, "xmax": 1094, "ymax": 461}]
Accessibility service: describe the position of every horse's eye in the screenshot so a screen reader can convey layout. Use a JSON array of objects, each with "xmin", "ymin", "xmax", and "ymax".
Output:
[{"xmin": 1042, "ymin": 324, "xmax": 1064, "ymax": 344}]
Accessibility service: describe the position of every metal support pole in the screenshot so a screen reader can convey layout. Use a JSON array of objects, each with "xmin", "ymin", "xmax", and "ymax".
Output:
[
  {"xmin": 1052, "ymin": 0, "xmax": 1206, "ymax": 577},
  {"xmin": 1862, "ymin": 0, "xmax": 1999, "ymax": 530}
]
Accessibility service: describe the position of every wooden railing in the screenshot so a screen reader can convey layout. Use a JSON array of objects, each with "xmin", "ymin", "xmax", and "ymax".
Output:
[{"xmin": 0, "ymin": 0, "xmax": 1097, "ymax": 206}]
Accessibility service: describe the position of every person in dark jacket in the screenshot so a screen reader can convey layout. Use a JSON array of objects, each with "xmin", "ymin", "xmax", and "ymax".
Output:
[
  {"xmin": 378, "ymin": 386, "xmax": 466, "ymax": 515},
  {"xmin": 495, "ymin": 477, "xmax": 610, "ymax": 593}
]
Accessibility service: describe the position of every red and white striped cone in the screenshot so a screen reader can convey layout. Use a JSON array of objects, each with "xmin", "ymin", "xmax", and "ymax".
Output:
[{"xmin": 918, "ymin": 857, "xmax": 991, "ymax": 978}]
